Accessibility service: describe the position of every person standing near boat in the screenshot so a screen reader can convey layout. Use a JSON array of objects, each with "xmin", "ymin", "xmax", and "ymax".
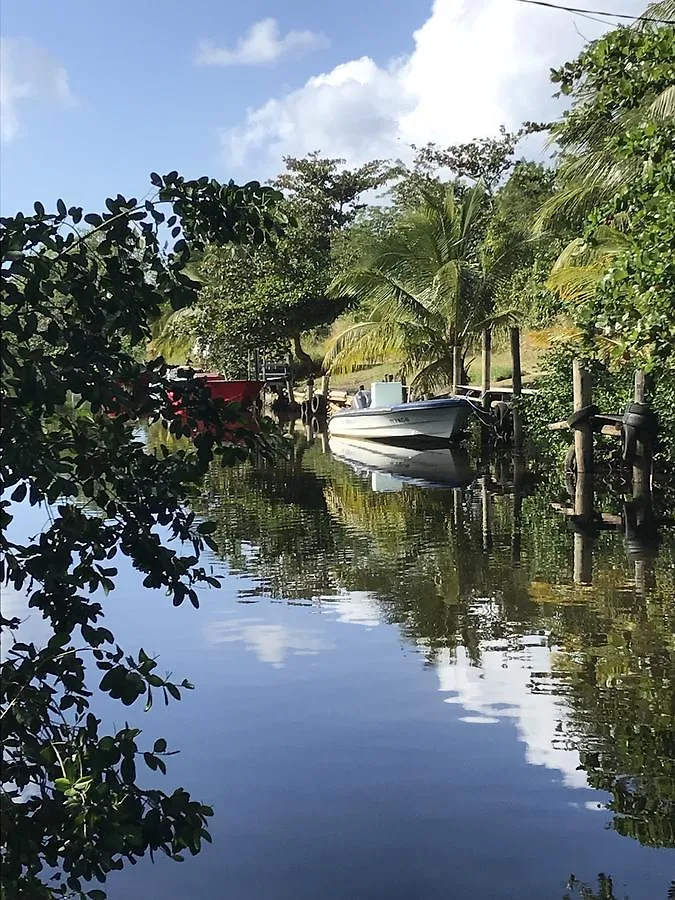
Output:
[{"xmin": 353, "ymin": 385, "xmax": 371, "ymax": 409}]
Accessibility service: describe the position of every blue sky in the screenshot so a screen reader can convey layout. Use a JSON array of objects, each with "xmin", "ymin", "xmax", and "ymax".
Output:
[{"xmin": 1, "ymin": 0, "xmax": 646, "ymax": 216}]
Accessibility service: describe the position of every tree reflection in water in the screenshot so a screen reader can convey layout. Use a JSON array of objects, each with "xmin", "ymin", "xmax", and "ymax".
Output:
[{"xmin": 195, "ymin": 433, "xmax": 675, "ymax": 854}]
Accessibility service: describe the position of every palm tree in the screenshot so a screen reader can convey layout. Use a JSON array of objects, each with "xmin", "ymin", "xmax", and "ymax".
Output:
[
  {"xmin": 535, "ymin": 1, "xmax": 675, "ymax": 232},
  {"xmin": 324, "ymin": 184, "xmax": 521, "ymax": 394}
]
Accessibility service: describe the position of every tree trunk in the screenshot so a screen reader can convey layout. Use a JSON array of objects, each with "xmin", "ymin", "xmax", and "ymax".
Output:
[{"xmin": 292, "ymin": 333, "xmax": 314, "ymax": 369}]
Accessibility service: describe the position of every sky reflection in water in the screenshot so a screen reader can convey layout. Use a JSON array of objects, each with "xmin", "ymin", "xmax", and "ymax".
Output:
[{"xmin": 12, "ymin": 435, "xmax": 673, "ymax": 900}]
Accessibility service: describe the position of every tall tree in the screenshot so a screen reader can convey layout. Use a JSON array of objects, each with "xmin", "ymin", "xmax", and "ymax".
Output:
[
  {"xmin": 187, "ymin": 153, "xmax": 396, "ymax": 374},
  {"xmin": 391, "ymin": 123, "xmax": 548, "ymax": 211}
]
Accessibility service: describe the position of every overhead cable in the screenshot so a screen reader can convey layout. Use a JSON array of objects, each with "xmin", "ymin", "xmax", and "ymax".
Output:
[{"xmin": 513, "ymin": 0, "xmax": 675, "ymax": 25}]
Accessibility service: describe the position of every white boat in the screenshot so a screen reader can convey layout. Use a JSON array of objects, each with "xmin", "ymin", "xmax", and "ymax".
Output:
[
  {"xmin": 329, "ymin": 437, "xmax": 475, "ymax": 490},
  {"xmin": 328, "ymin": 381, "xmax": 478, "ymax": 442}
]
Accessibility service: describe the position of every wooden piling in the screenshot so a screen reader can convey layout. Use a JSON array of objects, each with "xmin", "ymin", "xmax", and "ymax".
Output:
[
  {"xmin": 452, "ymin": 345, "xmax": 462, "ymax": 394},
  {"xmin": 481, "ymin": 476, "xmax": 493, "ymax": 552},
  {"xmin": 453, "ymin": 488, "xmax": 463, "ymax": 529},
  {"xmin": 320, "ymin": 374, "xmax": 329, "ymax": 398},
  {"xmin": 572, "ymin": 362, "xmax": 594, "ymax": 584},
  {"xmin": 285, "ymin": 352, "xmax": 294, "ymax": 400},
  {"xmin": 632, "ymin": 370, "xmax": 652, "ymax": 495},
  {"xmin": 510, "ymin": 327, "xmax": 522, "ymax": 397},
  {"xmin": 572, "ymin": 359, "xmax": 593, "ymax": 474},
  {"xmin": 573, "ymin": 474, "xmax": 594, "ymax": 584},
  {"xmin": 481, "ymin": 329, "xmax": 492, "ymax": 410},
  {"xmin": 510, "ymin": 327, "xmax": 523, "ymax": 451}
]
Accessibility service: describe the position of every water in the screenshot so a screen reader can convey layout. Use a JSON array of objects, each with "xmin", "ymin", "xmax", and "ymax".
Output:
[{"xmin": 10, "ymin": 434, "xmax": 675, "ymax": 898}]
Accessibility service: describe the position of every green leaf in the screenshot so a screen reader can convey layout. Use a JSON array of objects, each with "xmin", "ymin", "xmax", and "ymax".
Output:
[
  {"xmin": 47, "ymin": 632, "xmax": 70, "ymax": 650},
  {"xmin": 153, "ymin": 738, "xmax": 167, "ymax": 753},
  {"xmin": 84, "ymin": 213, "xmax": 103, "ymax": 227},
  {"xmin": 121, "ymin": 756, "xmax": 136, "ymax": 784},
  {"xmin": 11, "ymin": 483, "xmax": 27, "ymax": 502},
  {"xmin": 34, "ymin": 201, "xmax": 45, "ymax": 217},
  {"xmin": 196, "ymin": 521, "xmax": 217, "ymax": 534}
]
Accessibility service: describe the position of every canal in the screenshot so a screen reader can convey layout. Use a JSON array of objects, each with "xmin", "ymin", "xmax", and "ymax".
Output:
[{"xmin": 11, "ymin": 432, "xmax": 674, "ymax": 899}]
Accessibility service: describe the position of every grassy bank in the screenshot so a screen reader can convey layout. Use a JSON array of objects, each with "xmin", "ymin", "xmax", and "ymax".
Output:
[{"xmin": 310, "ymin": 324, "xmax": 555, "ymax": 393}]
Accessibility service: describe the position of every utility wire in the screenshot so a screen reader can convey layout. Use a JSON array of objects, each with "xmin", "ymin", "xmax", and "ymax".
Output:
[{"xmin": 514, "ymin": 0, "xmax": 675, "ymax": 25}]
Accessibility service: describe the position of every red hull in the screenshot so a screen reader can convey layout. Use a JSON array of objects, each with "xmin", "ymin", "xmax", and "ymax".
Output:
[
  {"xmin": 167, "ymin": 375, "xmax": 263, "ymax": 441},
  {"xmin": 198, "ymin": 378, "xmax": 263, "ymax": 406}
]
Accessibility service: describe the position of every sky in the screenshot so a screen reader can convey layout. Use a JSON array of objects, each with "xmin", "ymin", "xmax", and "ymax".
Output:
[{"xmin": 0, "ymin": 0, "xmax": 647, "ymax": 216}]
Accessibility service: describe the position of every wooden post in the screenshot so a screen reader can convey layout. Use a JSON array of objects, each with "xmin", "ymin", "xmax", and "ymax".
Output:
[
  {"xmin": 572, "ymin": 359, "xmax": 593, "ymax": 474},
  {"xmin": 573, "ymin": 534, "xmax": 593, "ymax": 584},
  {"xmin": 512, "ymin": 490, "xmax": 523, "ymax": 564},
  {"xmin": 572, "ymin": 359, "xmax": 594, "ymax": 583},
  {"xmin": 632, "ymin": 371, "xmax": 654, "ymax": 594},
  {"xmin": 512, "ymin": 451, "xmax": 526, "ymax": 563},
  {"xmin": 510, "ymin": 327, "xmax": 523, "ymax": 452},
  {"xmin": 401, "ymin": 368, "xmax": 408, "ymax": 403},
  {"xmin": 320, "ymin": 424, "xmax": 329, "ymax": 454},
  {"xmin": 453, "ymin": 488, "xmax": 462, "ymax": 529},
  {"xmin": 285, "ymin": 352, "xmax": 294, "ymax": 400},
  {"xmin": 481, "ymin": 328, "xmax": 491, "ymax": 410},
  {"xmin": 452, "ymin": 345, "xmax": 462, "ymax": 394},
  {"xmin": 510, "ymin": 327, "xmax": 522, "ymax": 397},
  {"xmin": 481, "ymin": 476, "xmax": 493, "ymax": 552},
  {"xmin": 320, "ymin": 374, "xmax": 329, "ymax": 398},
  {"xmin": 572, "ymin": 362, "xmax": 594, "ymax": 566},
  {"xmin": 573, "ymin": 474, "xmax": 594, "ymax": 585},
  {"xmin": 632, "ymin": 370, "xmax": 651, "ymax": 495},
  {"xmin": 306, "ymin": 378, "xmax": 314, "ymax": 406}
]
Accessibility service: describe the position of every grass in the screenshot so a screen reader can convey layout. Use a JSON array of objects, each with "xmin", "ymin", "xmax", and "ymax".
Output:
[
  {"xmin": 307, "ymin": 319, "xmax": 562, "ymax": 394},
  {"xmin": 328, "ymin": 363, "xmax": 400, "ymax": 393},
  {"xmin": 465, "ymin": 330, "xmax": 548, "ymax": 388}
]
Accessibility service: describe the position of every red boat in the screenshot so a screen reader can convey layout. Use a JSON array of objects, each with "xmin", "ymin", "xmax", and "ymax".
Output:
[
  {"xmin": 190, "ymin": 375, "xmax": 263, "ymax": 407},
  {"xmin": 167, "ymin": 373, "xmax": 263, "ymax": 440}
]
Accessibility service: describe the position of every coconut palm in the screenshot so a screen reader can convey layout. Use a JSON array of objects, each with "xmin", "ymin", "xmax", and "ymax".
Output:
[
  {"xmin": 535, "ymin": 1, "xmax": 675, "ymax": 232},
  {"xmin": 324, "ymin": 184, "xmax": 523, "ymax": 394}
]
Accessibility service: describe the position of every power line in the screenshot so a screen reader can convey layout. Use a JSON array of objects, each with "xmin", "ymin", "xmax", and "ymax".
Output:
[{"xmin": 514, "ymin": 0, "xmax": 675, "ymax": 25}]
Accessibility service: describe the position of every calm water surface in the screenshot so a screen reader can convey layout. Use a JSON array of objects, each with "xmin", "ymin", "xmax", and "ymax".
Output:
[{"xmin": 12, "ymin": 432, "xmax": 674, "ymax": 899}]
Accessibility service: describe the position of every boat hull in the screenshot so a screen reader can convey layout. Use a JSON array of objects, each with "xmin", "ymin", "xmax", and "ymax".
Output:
[
  {"xmin": 329, "ymin": 437, "xmax": 474, "ymax": 489},
  {"xmin": 328, "ymin": 397, "xmax": 476, "ymax": 441}
]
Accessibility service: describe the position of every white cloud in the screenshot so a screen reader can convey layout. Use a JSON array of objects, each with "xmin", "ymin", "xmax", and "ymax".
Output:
[
  {"xmin": 196, "ymin": 18, "xmax": 328, "ymax": 67},
  {"xmin": 319, "ymin": 590, "xmax": 382, "ymax": 628},
  {"xmin": 220, "ymin": 0, "xmax": 645, "ymax": 174},
  {"xmin": 437, "ymin": 638, "xmax": 589, "ymax": 789},
  {"xmin": 206, "ymin": 617, "xmax": 332, "ymax": 667},
  {"xmin": 0, "ymin": 38, "xmax": 74, "ymax": 143}
]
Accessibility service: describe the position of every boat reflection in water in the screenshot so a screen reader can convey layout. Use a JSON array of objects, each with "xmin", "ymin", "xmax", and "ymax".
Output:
[{"xmin": 328, "ymin": 436, "xmax": 475, "ymax": 492}]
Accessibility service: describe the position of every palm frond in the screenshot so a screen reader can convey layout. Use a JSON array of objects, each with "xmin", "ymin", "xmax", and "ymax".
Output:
[
  {"xmin": 639, "ymin": 0, "xmax": 675, "ymax": 27},
  {"xmin": 546, "ymin": 264, "xmax": 608, "ymax": 305},
  {"xmin": 649, "ymin": 83, "xmax": 675, "ymax": 119},
  {"xmin": 324, "ymin": 320, "xmax": 407, "ymax": 373},
  {"xmin": 148, "ymin": 306, "xmax": 201, "ymax": 363}
]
